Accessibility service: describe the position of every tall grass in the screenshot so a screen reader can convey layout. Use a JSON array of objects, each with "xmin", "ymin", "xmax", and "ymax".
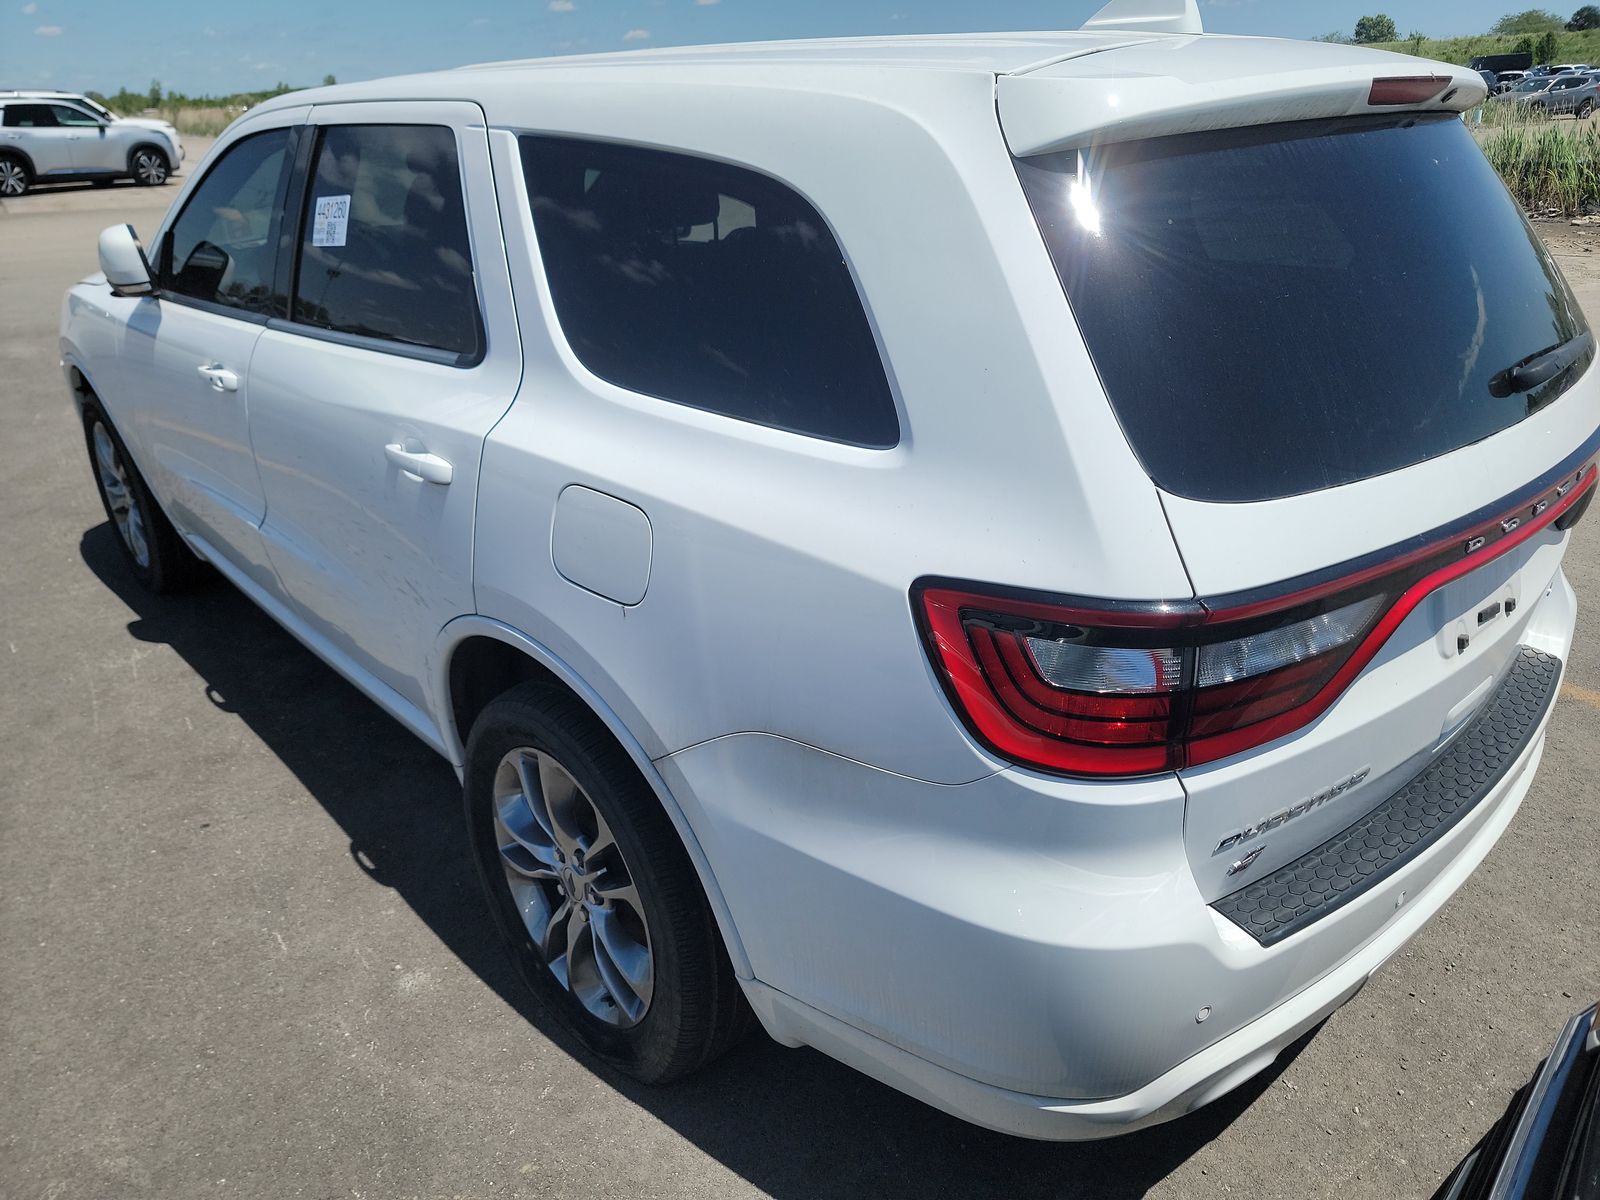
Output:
[
  {"xmin": 158, "ymin": 105, "xmax": 240, "ymax": 137},
  {"xmin": 1478, "ymin": 110, "xmax": 1600, "ymax": 215},
  {"xmin": 111, "ymin": 103, "xmax": 244, "ymax": 137}
]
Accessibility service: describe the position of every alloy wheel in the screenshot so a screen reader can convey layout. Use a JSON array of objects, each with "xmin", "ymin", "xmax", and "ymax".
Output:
[
  {"xmin": 92, "ymin": 422, "xmax": 150, "ymax": 568},
  {"xmin": 0, "ymin": 159, "xmax": 25, "ymax": 197},
  {"xmin": 493, "ymin": 747, "xmax": 655, "ymax": 1027},
  {"xmin": 133, "ymin": 151, "xmax": 168, "ymax": 185}
]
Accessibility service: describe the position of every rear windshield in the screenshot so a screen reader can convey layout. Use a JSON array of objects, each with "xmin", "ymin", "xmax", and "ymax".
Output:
[{"xmin": 1015, "ymin": 115, "xmax": 1591, "ymax": 502}]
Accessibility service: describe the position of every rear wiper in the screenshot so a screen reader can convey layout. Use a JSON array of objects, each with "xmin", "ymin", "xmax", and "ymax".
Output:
[{"xmin": 1488, "ymin": 331, "xmax": 1594, "ymax": 397}]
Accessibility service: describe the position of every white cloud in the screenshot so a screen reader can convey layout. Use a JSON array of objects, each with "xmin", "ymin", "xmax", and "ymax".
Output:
[
  {"xmin": 549, "ymin": 0, "xmax": 574, "ymax": 10},
  {"xmin": 34, "ymin": 23, "xmax": 61, "ymax": 35},
  {"xmin": 21, "ymin": 2, "xmax": 38, "ymax": 13},
  {"xmin": 622, "ymin": 27, "xmax": 650, "ymax": 41},
  {"xmin": 694, "ymin": 0, "xmax": 719, "ymax": 5}
]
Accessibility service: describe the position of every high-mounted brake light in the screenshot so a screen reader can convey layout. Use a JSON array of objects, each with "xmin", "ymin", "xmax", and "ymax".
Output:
[
  {"xmin": 916, "ymin": 460, "xmax": 1597, "ymax": 777},
  {"xmin": 1368, "ymin": 76, "xmax": 1452, "ymax": 106}
]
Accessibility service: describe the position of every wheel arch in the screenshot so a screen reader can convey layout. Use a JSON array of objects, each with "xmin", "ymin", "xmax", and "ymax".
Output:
[
  {"xmin": 432, "ymin": 615, "xmax": 754, "ymax": 979},
  {"xmin": 62, "ymin": 354, "xmax": 104, "ymax": 417},
  {"xmin": 0, "ymin": 145, "xmax": 36, "ymax": 178},
  {"xmin": 125, "ymin": 141, "xmax": 170, "ymax": 174}
]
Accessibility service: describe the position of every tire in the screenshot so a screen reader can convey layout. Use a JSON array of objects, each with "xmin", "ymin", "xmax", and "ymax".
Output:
[
  {"xmin": 464, "ymin": 682, "xmax": 749, "ymax": 1083},
  {"xmin": 1580, "ymin": 99, "xmax": 1595, "ymax": 119},
  {"xmin": 81, "ymin": 402, "xmax": 203, "ymax": 593},
  {"xmin": 0, "ymin": 153, "xmax": 29, "ymax": 198},
  {"xmin": 129, "ymin": 145, "xmax": 170, "ymax": 186}
]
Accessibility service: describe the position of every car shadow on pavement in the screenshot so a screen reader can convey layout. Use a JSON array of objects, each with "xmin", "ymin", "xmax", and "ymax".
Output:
[
  {"xmin": 82, "ymin": 521, "xmax": 1310, "ymax": 1200},
  {"xmin": 7, "ymin": 179, "xmax": 138, "ymax": 198}
]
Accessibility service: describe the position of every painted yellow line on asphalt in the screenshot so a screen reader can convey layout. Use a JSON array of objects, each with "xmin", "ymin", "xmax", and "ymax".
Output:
[{"xmin": 1563, "ymin": 681, "xmax": 1600, "ymax": 710}]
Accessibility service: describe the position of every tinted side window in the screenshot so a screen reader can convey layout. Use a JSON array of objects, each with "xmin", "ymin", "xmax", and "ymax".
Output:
[
  {"xmin": 292, "ymin": 124, "xmax": 480, "ymax": 359},
  {"xmin": 520, "ymin": 136, "xmax": 898, "ymax": 447},
  {"xmin": 3, "ymin": 105, "xmax": 57, "ymax": 128},
  {"xmin": 50, "ymin": 104, "xmax": 101, "ymax": 126},
  {"xmin": 166, "ymin": 129, "xmax": 291, "ymax": 314}
]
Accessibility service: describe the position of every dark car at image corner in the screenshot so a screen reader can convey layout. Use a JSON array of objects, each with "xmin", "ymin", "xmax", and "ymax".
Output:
[{"xmin": 1434, "ymin": 1004, "xmax": 1600, "ymax": 1199}]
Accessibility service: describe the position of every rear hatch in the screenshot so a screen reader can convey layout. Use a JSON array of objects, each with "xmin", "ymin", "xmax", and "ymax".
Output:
[{"xmin": 1003, "ymin": 38, "xmax": 1600, "ymax": 907}]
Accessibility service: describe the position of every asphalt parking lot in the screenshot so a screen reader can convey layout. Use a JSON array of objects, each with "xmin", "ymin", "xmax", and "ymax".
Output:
[{"xmin": 2, "ymin": 147, "xmax": 1598, "ymax": 1200}]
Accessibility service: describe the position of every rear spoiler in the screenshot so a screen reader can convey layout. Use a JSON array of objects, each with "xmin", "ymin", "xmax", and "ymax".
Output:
[{"xmin": 1000, "ymin": 37, "xmax": 1488, "ymax": 156}]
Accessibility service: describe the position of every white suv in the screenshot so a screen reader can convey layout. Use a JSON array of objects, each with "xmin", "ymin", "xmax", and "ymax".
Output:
[
  {"xmin": 0, "ymin": 89, "xmax": 185, "ymax": 151},
  {"xmin": 0, "ymin": 94, "xmax": 181, "ymax": 196},
  {"xmin": 58, "ymin": 7, "xmax": 1599, "ymax": 1140}
]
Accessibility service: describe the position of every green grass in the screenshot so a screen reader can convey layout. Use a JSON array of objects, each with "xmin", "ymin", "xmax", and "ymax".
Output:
[
  {"xmin": 1476, "ymin": 108, "xmax": 1600, "ymax": 214},
  {"xmin": 1370, "ymin": 30, "xmax": 1600, "ymax": 66}
]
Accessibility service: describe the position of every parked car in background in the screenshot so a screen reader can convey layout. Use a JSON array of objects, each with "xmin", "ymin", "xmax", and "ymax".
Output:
[
  {"xmin": 1496, "ymin": 70, "xmax": 1529, "ymax": 93},
  {"xmin": 1550, "ymin": 63, "xmax": 1591, "ymax": 75},
  {"xmin": 0, "ymin": 96, "xmax": 180, "ymax": 196},
  {"xmin": 1517, "ymin": 72, "xmax": 1600, "ymax": 116},
  {"xmin": 1507, "ymin": 75, "xmax": 1562, "ymax": 108},
  {"xmin": 1433, "ymin": 1003, "xmax": 1599, "ymax": 1199},
  {"xmin": 0, "ymin": 89, "xmax": 184, "ymax": 160},
  {"xmin": 59, "ymin": 9, "xmax": 1599, "ymax": 1142}
]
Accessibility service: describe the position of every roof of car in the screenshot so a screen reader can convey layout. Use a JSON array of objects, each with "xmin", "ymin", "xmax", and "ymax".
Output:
[
  {"xmin": 241, "ymin": 31, "xmax": 1483, "ymax": 153},
  {"xmin": 254, "ymin": 29, "xmax": 1453, "ymax": 104},
  {"xmin": 458, "ymin": 32, "xmax": 1159, "ymax": 76}
]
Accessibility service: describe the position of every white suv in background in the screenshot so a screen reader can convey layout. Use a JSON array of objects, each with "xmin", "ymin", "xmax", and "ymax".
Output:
[
  {"xmin": 0, "ymin": 93, "xmax": 181, "ymax": 196},
  {"xmin": 58, "ymin": 2, "xmax": 1599, "ymax": 1140},
  {"xmin": 0, "ymin": 89, "xmax": 185, "ymax": 150}
]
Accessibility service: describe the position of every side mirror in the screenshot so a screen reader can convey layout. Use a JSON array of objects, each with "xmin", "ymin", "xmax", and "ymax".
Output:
[{"xmin": 98, "ymin": 224, "xmax": 154, "ymax": 297}]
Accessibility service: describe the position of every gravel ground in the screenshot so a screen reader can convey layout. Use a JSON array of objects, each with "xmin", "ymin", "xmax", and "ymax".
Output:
[{"xmin": 1, "ymin": 160, "xmax": 1597, "ymax": 1199}]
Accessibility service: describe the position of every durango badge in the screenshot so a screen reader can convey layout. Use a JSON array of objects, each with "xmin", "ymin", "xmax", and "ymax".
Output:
[{"xmin": 1213, "ymin": 768, "xmax": 1372, "ymax": 855}]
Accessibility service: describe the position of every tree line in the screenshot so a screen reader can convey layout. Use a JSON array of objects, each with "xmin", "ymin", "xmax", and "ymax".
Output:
[
  {"xmin": 92, "ymin": 76, "xmax": 338, "ymax": 116},
  {"xmin": 1319, "ymin": 8, "xmax": 1600, "ymax": 56}
]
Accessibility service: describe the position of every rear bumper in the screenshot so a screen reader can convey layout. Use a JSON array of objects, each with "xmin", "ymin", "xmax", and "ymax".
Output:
[
  {"xmin": 738, "ymin": 724, "xmax": 1551, "ymax": 1140},
  {"xmin": 659, "ymin": 571, "xmax": 1576, "ymax": 1139}
]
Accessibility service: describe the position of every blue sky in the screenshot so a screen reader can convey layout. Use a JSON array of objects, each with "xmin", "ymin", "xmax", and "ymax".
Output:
[{"xmin": 0, "ymin": 1, "xmax": 1558, "ymax": 98}]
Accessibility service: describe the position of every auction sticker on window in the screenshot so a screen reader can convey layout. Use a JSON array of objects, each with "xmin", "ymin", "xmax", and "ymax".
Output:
[{"xmin": 312, "ymin": 194, "xmax": 351, "ymax": 247}]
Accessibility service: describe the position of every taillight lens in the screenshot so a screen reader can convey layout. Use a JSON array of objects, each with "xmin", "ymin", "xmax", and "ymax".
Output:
[
  {"xmin": 1192, "ymin": 597, "xmax": 1384, "ymax": 688},
  {"xmin": 920, "ymin": 588, "xmax": 1387, "ymax": 776},
  {"xmin": 916, "ymin": 460, "xmax": 1597, "ymax": 778}
]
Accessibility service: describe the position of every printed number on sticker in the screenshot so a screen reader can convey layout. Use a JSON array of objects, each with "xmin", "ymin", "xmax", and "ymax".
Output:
[{"xmin": 312, "ymin": 194, "xmax": 351, "ymax": 248}]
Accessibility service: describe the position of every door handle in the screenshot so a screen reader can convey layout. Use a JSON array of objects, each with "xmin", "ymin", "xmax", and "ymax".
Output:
[
  {"xmin": 384, "ymin": 442, "xmax": 453, "ymax": 485},
  {"xmin": 196, "ymin": 363, "xmax": 239, "ymax": 392}
]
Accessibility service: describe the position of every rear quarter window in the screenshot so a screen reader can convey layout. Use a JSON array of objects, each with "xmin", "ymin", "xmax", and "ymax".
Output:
[
  {"xmin": 519, "ymin": 135, "xmax": 898, "ymax": 448},
  {"xmin": 1015, "ymin": 115, "xmax": 1591, "ymax": 502}
]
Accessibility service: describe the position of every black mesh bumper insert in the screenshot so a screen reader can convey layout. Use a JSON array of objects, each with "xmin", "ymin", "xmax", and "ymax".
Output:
[{"xmin": 1212, "ymin": 646, "xmax": 1561, "ymax": 948}]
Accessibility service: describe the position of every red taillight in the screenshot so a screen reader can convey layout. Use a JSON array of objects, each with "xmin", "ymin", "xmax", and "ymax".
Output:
[
  {"xmin": 920, "ymin": 586, "xmax": 1385, "ymax": 776},
  {"xmin": 1368, "ymin": 75, "xmax": 1453, "ymax": 106},
  {"xmin": 916, "ymin": 461, "xmax": 1597, "ymax": 778}
]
